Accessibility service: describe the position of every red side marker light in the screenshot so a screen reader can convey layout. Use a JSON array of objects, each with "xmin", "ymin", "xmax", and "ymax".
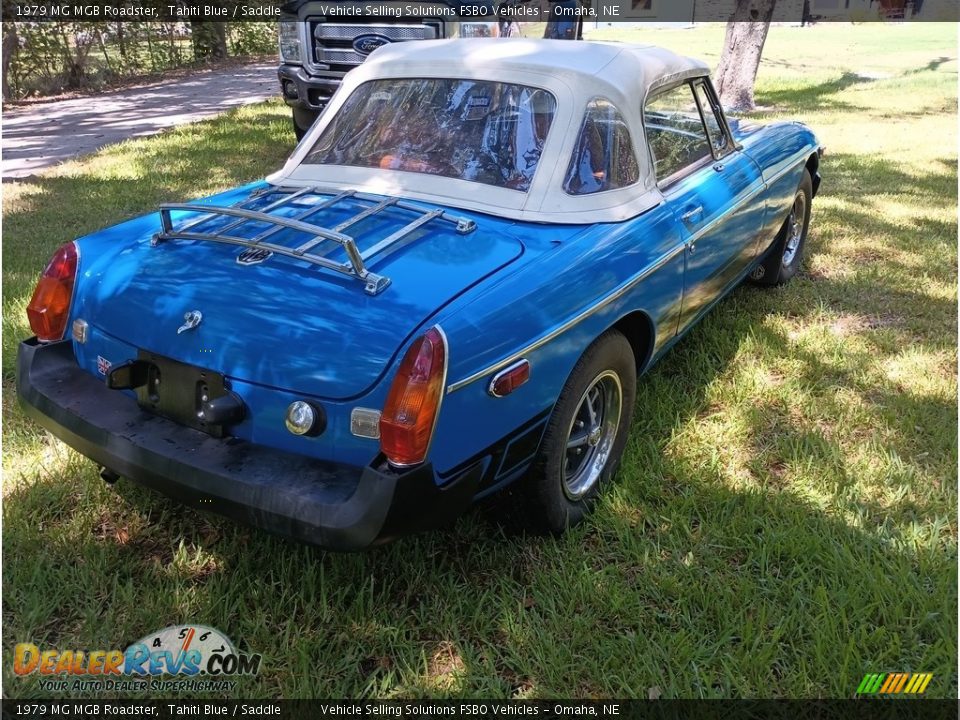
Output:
[{"xmin": 489, "ymin": 359, "xmax": 530, "ymax": 398}]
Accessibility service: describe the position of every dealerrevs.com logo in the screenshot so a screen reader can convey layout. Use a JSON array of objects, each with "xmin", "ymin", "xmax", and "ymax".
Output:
[{"xmin": 14, "ymin": 625, "xmax": 261, "ymax": 693}]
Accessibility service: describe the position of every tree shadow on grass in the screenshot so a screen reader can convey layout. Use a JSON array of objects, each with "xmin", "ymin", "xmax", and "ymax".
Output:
[
  {"xmin": 753, "ymin": 57, "xmax": 956, "ymax": 117},
  {"xmin": 904, "ymin": 56, "xmax": 956, "ymax": 76},
  {"xmin": 4, "ymin": 263, "xmax": 955, "ymax": 698},
  {"xmin": 822, "ymin": 152, "xmax": 957, "ymax": 209},
  {"xmin": 753, "ymin": 72, "xmax": 877, "ymax": 114}
]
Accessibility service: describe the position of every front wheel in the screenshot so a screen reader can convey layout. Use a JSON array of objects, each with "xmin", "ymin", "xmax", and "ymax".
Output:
[
  {"xmin": 525, "ymin": 330, "xmax": 637, "ymax": 533},
  {"xmin": 292, "ymin": 107, "xmax": 319, "ymax": 142},
  {"xmin": 750, "ymin": 169, "xmax": 813, "ymax": 286}
]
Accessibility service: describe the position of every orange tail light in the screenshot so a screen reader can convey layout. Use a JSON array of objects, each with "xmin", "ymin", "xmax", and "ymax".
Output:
[
  {"xmin": 26, "ymin": 242, "xmax": 78, "ymax": 342},
  {"xmin": 379, "ymin": 327, "xmax": 447, "ymax": 467}
]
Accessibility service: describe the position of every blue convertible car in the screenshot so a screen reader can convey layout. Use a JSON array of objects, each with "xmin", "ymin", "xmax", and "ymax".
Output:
[{"xmin": 18, "ymin": 39, "xmax": 821, "ymax": 549}]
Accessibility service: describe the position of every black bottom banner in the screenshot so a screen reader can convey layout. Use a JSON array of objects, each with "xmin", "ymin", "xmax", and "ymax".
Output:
[{"xmin": 2, "ymin": 700, "xmax": 958, "ymax": 720}]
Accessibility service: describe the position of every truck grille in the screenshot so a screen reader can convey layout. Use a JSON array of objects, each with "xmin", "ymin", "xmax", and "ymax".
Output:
[{"xmin": 310, "ymin": 21, "xmax": 441, "ymax": 73}]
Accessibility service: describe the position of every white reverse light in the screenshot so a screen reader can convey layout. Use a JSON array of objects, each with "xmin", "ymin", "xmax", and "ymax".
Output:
[
  {"xmin": 71, "ymin": 318, "xmax": 88, "ymax": 343},
  {"xmin": 285, "ymin": 400, "xmax": 321, "ymax": 436},
  {"xmin": 350, "ymin": 408, "xmax": 381, "ymax": 439}
]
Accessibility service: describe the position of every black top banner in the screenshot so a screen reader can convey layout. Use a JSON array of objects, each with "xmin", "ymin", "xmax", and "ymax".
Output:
[
  {"xmin": 2, "ymin": 0, "xmax": 958, "ymax": 22},
  {"xmin": 3, "ymin": 700, "xmax": 960, "ymax": 720}
]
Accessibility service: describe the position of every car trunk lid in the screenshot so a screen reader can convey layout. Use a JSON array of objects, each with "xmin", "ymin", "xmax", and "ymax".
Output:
[{"xmin": 82, "ymin": 188, "xmax": 523, "ymax": 400}]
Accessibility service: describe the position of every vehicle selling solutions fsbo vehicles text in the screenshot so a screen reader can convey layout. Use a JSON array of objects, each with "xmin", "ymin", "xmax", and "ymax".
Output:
[
  {"xmin": 312, "ymin": 704, "xmax": 618, "ymax": 716},
  {"xmin": 315, "ymin": 3, "xmax": 458, "ymax": 17}
]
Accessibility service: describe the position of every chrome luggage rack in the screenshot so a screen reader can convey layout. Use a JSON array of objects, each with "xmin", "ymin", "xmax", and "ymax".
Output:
[{"xmin": 151, "ymin": 185, "xmax": 478, "ymax": 296}]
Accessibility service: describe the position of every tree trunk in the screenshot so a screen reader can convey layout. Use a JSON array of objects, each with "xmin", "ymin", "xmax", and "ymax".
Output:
[
  {"xmin": 116, "ymin": 23, "xmax": 127, "ymax": 62},
  {"xmin": 2, "ymin": 24, "xmax": 18, "ymax": 101},
  {"xmin": 714, "ymin": 0, "xmax": 777, "ymax": 112},
  {"xmin": 191, "ymin": 21, "xmax": 228, "ymax": 61},
  {"xmin": 97, "ymin": 27, "xmax": 114, "ymax": 76}
]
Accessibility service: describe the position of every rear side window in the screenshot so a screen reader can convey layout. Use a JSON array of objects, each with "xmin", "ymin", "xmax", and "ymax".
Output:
[
  {"xmin": 564, "ymin": 99, "xmax": 640, "ymax": 195},
  {"xmin": 644, "ymin": 83, "xmax": 713, "ymax": 183}
]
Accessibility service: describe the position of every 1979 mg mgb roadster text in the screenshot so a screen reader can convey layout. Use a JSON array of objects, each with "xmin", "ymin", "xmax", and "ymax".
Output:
[{"xmin": 18, "ymin": 39, "xmax": 821, "ymax": 549}]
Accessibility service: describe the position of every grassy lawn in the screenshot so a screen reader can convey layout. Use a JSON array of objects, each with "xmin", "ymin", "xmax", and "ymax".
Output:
[{"xmin": 2, "ymin": 23, "xmax": 956, "ymax": 698}]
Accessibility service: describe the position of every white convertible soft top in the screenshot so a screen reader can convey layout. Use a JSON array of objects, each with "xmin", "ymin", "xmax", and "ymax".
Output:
[{"xmin": 268, "ymin": 39, "xmax": 709, "ymax": 224}]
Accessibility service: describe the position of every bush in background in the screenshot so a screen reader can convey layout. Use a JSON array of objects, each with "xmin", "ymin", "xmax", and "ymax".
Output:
[
  {"xmin": 228, "ymin": 23, "xmax": 279, "ymax": 56},
  {"xmin": 2, "ymin": 21, "xmax": 278, "ymax": 100}
]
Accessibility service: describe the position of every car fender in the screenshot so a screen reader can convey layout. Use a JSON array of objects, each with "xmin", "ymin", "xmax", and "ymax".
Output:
[{"xmin": 428, "ymin": 206, "xmax": 686, "ymax": 485}]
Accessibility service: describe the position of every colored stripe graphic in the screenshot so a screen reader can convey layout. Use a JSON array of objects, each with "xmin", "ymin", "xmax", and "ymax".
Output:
[
  {"xmin": 903, "ymin": 673, "xmax": 933, "ymax": 695},
  {"xmin": 857, "ymin": 673, "xmax": 883, "ymax": 694},
  {"xmin": 858, "ymin": 672, "xmax": 933, "ymax": 695},
  {"xmin": 879, "ymin": 674, "xmax": 898, "ymax": 693},
  {"xmin": 893, "ymin": 673, "xmax": 909, "ymax": 693}
]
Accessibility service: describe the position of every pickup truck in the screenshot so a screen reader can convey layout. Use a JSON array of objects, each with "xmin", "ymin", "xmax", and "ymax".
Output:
[
  {"xmin": 277, "ymin": 1, "xmax": 503, "ymax": 138},
  {"xmin": 277, "ymin": 0, "xmax": 583, "ymax": 138}
]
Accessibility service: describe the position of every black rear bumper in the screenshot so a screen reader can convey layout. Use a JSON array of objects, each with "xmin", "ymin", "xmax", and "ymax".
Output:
[{"xmin": 16, "ymin": 339, "xmax": 481, "ymax": 550}]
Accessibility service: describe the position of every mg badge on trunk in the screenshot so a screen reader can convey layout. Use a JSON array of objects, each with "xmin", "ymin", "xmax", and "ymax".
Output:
[
  {"xmin": 177, "ymin": 310, "xmax": 203, "ymax": 335},
  {"xmin": 237, "ymin": 248, "xmax": 273, "ymax": 265}
]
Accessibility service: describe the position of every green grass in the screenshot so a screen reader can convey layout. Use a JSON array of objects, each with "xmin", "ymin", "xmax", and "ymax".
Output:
[{"xmin": 2, "ymin": 23, "xmax": 957, "ymax": 699}]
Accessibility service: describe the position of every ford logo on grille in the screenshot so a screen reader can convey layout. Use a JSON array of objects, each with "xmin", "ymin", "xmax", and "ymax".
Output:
[{"xmin": 352, "ymin": 34, "xmax": 392, "ymax": 56}]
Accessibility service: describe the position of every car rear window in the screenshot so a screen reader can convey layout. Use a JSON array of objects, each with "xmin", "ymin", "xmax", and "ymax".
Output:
[{"xmin": 303, "ymin": 79, "xmax": 557, "ymax": 192}]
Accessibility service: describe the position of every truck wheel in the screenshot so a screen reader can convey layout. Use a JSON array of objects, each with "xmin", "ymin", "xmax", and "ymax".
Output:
[
  {"xmin": 526, "ymin": 330, "xmax": 636, "ymax": 533},
  {"xmin": 749, "ymin": 169, "xmax": 813, "ymax": 286},
  {"xmin": 292, "ymin": 107, "xmax": 318, "ymax": 142}
]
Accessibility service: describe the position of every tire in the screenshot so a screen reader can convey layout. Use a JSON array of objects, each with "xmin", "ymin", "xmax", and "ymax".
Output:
[
  {"xmin": 749, "ymin": 169, "xmax": 813, "ymax": 286},
  {"xmin": 525, "ymin": 330, "xmax": 637, "ymax": 533},
  {"xmin": 292, "ymin": 107, "xmax": 319, "ymax": 142}
]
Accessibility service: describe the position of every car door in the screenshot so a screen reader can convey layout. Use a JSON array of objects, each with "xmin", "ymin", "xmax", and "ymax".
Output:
[{"xmin": 644, "ymin": 79, "xmax": 766, "ymax": 335}]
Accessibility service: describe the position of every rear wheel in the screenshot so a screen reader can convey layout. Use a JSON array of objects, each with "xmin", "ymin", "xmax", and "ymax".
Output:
[
  {"xmin": 525, "ymin": 330, "xmax": 636, "ymax": 533},
  {"xmin": 750, "ymin": 169, "xmax": 813, "ymax": 286}
]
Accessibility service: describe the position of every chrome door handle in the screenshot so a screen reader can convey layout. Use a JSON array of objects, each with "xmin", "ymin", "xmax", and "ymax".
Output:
[
  {"xmin": 681, "ymin": 206, "xmax": 703, "ymax": 224},
  {"xmin": 687, "ymin": 242, "xmax": 696, "ymax": 254}
]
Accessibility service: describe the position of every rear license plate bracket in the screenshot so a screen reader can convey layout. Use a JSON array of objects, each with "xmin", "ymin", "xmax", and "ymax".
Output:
[{"xmin": 106, "ymin": 351, "xmax": 243, "ymax": 437}]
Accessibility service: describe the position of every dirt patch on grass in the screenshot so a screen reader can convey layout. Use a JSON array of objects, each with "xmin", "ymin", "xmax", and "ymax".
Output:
[
  {"xmin": 829, "ymin": 313, "xmax": 898, "ymax": 336},
  {"xmin": 93, "ymin": 510, "xmax": 131, "ymax": 545},
  {"xmin": 426, "ymin": 641, "xmax": 466, "ymax": 690}
]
